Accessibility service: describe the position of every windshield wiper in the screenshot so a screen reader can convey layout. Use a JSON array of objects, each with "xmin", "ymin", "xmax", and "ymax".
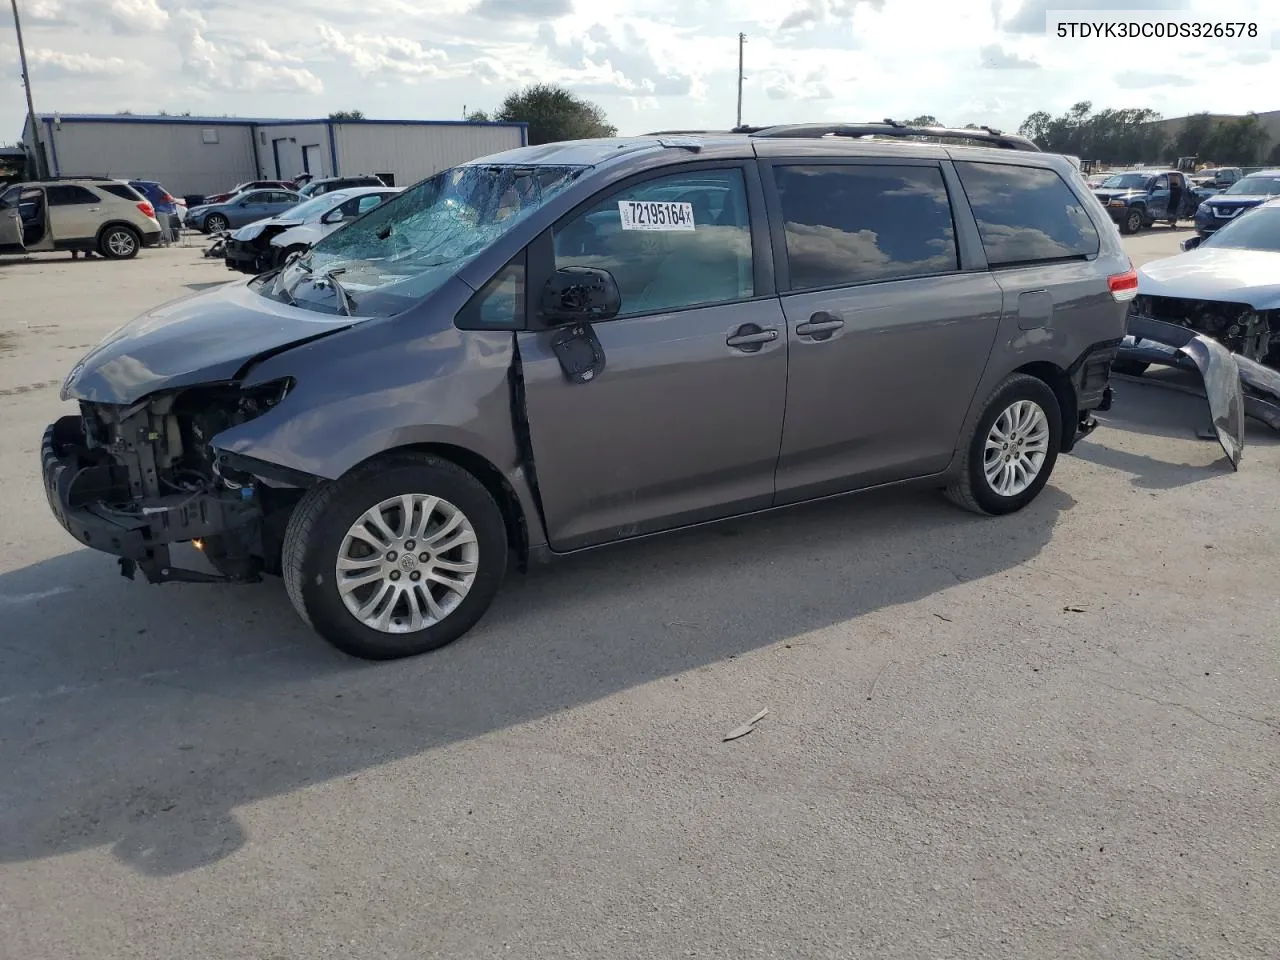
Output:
[
  {"xmin": 316, "ymin": 267, "xmax": 357, "ymax": 316},
  {"xmin": 282, "ymin": 256, "xmax": 356, "ymax": 315}
]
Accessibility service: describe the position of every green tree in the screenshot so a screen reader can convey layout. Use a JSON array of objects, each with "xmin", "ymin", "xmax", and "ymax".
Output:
[
  {"xmin": 1174, "ymin": 112, "xmax": 1215, "ymax": 159},
  {"xmin": 905, "ymin": 114, "xmax": 941, "ymax": 127},
  {"xmin": 465, "ymin": 109, "xmax": 491, "ymax": 122},
  {"xmin": 328, "ymin": 110, "xmax": 365, "ymax": 121},
  {"xmin": 1268, "ymin": 140, "xmax": 1280, "ymax": 166},
  {"xmin": 493, "ymin": 84, "xmax": 616, "ymax": 145}
]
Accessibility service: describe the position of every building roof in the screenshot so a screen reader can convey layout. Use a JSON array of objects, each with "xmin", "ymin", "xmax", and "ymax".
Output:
[{"xmin": 31, "ymin": 112, "xmax": 526, "ymax": 131}]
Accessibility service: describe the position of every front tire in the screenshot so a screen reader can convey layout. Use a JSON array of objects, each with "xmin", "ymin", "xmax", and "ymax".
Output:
[
  {"xmin": 204, "ymin": 214, "xmax": 229, "ymax": 234},
  {"xmin": 99, "ymin": 225, "xmax": 140, "ymax": 259},
  {"xmin": 1121, "ymin": 208, "xmax": 1143, "ymax": 234},
  {"xmin": 945, "ymin": 374, "xmax": 1062, "ymax": 516},
  {"xmin": 282, "ymin": 454, "xmax": 508, "ymax": 660}
]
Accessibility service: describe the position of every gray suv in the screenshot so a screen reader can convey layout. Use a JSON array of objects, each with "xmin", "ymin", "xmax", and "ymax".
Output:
[{"xmin": 42, "ymin": 122, "xmax": 1133, "ymax": 660}]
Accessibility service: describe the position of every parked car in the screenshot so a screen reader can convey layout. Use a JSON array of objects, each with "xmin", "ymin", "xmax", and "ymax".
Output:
[
  {"xmin": 184, "ymin": 188, "xmax": 303, "ymax": 233},
  {"xmin": 297, "ymin": 174, "xmax": 386, "ymax": 198},
  {"xmin": 1188, "ymin": 166, "xmax": 1242, "ymax": 190},
  {"xmin": 0, "ymin": 176, "xmax": 162, "ymax": 259},
  {"xmin": 224, "ymin": 187, "xmax": 400, "ymax": 275},
  {"xmin": 1085, "ymin": 172, "xmax": 1110, "ymax": 189},
  {"xmin": 203, "ymin": 179, "xmax": 298, "ymax": 205},
  {"xmin": 1091, "ymin": 169, "xmax": 1207, "ymax": 233},
  {"xmin": 127, "ymin": 179, "xmax": 181, "ymax": 237},
  {"xmin": 1129, "ymin": 197, "xmax": 1280, "ymax": 365},
  {"xmin": 43, "ymin": 123, "xmax": 1131, "ymax": 660},
  {"xmin": 1192, "ymin": 169, "xmax": 1280, "ymax": 238}
]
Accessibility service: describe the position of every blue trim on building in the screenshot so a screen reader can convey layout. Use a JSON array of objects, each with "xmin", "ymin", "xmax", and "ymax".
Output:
[
  {"xmin": 326, "ymin": 121, "xmax": 338, "ymax": 176},
  {"xmin": 43, "ymin": 118, "xmax": 61, "ymax": 176}
]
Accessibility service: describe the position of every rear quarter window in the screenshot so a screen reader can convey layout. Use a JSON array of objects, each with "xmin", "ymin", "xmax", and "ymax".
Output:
[
  {"xmin": 954, "ymin": 161, "xmax": 1100, "ymax": 266},
  {"xmin": 100, "ymin": 183, "xmax": 144, "ymax": 202}
]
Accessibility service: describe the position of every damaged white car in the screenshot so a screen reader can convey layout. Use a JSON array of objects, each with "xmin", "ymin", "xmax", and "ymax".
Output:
[{"xmin": 1117, "ymin": 197, "xmax": 1280, "ymax": 466}]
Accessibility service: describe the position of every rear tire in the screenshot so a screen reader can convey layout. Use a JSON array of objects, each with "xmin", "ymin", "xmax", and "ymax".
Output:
[
  {"xmin": 276, "ymin": 243, "xmax": 308, "ymax": 268},
  {"xmin": 945, "ymin": 374, "xmax": 1062, "ymax": 516},
  {"xmin": 282, "ymin": 454, "xmax": 508, "ymax": 660},
  {"xmin": 98, "ymin": 225, "xmax": 140, "ymax": 259}
]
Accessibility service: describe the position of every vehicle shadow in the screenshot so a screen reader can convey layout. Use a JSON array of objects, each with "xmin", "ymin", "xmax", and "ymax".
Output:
[
  {"xmin": 0, "ymin": 483, "xmax": 1072, "ymax": 877},
  {"xmin": 1072, "ymin": 376, "xmax": 1280, "ymax": 488}
]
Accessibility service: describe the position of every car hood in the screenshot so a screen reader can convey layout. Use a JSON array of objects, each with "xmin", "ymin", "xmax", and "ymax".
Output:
[
  {"xmin": 232, "ymin": 218, "xmax": 303, "ymax": 241},
  {"xmin": 1204, "ymin": 195, "xmax": 1273, "ymax": 208},
  {"xmin": 1138, "ymin": 248, "xmax": 1280, "ymax": 310},
  {"xmin": 1094, "ymin": 188, "xmax": 1144, "ymax": 201},
  {"xmin": 61, "ymin": 279, "xmax": 363, "ymax": 405},
  {"xmin": 270, "ymin": 223, "xmax": 328, "ymax": 248}
]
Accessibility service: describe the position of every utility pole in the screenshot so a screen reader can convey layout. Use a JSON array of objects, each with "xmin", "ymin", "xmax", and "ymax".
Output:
[
  {"xmin": 736, "ymin": 33, "xmax": 746, "ymax": 129},
  {"xmin": 10, "ymin": 0, "xmax": 47, "ymax": 178}
]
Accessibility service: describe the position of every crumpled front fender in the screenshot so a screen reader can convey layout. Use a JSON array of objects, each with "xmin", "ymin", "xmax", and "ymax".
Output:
[{"xmin": 1118, "ymin": 315, "xmax": 1245, "ymax": 470}]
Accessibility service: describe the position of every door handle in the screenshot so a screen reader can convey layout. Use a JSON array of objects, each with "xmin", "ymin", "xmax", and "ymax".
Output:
[
  {"xmin": 796, "ymin": 312, "xmax": 844, "ymax": 340},
  {"xmin": 726, "ymin": 324, "xmax": 778, "ymax": 352}
]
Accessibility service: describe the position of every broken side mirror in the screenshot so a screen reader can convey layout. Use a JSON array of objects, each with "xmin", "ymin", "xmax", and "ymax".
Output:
[
  {"xmin": 540, "ymin": 266, "xmax": 621, "ymax": 325},
  {"xmin": 1181, "ymin": 235, "xmax": 1203, "ymax": 252}
]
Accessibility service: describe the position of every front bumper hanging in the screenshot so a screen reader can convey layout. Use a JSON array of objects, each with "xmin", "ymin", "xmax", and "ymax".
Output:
[{"xmin": 41, "ymin": 415, "xmax": 261, "ymax": 584}]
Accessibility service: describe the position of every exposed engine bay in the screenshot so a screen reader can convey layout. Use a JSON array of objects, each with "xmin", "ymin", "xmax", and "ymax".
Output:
[
  {"xmin": 1130, "ymin": 294, "xmax": 1277, "ymax": 364},
  {"xmin": 43, "ymin": 379, "xmax": 301, "ymax": 584}
]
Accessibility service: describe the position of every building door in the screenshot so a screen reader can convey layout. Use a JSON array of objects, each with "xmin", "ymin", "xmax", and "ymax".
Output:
[{"xmin": 303, "ymin": 144, "xmax": 322, "ymax": 176}]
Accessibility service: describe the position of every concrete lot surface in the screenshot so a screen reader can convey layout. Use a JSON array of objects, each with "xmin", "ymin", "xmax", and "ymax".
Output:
[{"xmin": 1, "ymin": 230, "xmax": 1278, "ymax": 959}]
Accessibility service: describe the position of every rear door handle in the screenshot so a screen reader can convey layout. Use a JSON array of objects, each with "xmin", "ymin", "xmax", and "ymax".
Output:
[
  {"xmin": 726, "ymin": 324, "xmax": 778, "ymax": 352},
  {"xmin": 796, "ymin": 312, "xmax": 844, "ymax": 340}
]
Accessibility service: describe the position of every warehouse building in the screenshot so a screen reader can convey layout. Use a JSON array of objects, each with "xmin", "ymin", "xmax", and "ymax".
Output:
[{"xmin": 20, "ymin": 113, "xmax": 528, "ymax": 199}]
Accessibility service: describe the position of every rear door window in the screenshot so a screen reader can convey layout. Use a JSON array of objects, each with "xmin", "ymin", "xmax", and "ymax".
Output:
[
  {"xmin": 46, "ymin": 185, "xmax": 99, "ymax": 206},
  {"xmin": 770, "ymin": 163, "xmax": 958, "ymax": 290},
  {"xmin": 552, "ymin": 168, "xmax": 754, "ymax": 318},
  {"xmin": 953, "ymin": 161, "xmax": 1100, "ymax": 267}
]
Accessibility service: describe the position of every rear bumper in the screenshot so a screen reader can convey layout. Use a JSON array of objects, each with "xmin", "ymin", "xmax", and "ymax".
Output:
[
  {"xmin": 42, "ymin": 415, "xmax": 261, "ymax": 582},
  {"xmin": 1063, "ymin": 339, "xmax": 1121, "ymax": 452},
  {"xmin": 141, "ymin": 229, "xmax": 162, "ymax": 248}
]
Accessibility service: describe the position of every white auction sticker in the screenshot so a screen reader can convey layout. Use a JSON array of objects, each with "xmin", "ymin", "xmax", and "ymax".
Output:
[{"xmin": 618, "ymin": 200, "xmax": 696, "ymax": 232}]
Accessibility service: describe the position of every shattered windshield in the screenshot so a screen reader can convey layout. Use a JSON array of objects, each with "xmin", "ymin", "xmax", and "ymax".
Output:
[
  {"xmin": 267, "ymin": 163, "xmax": 586, "ymax": 317},
  {"xmin": 1201, "ymin": 205, "xmax": 1280, "ymax": 252},
  {"xmin": 1224, "ymin": 176, "xmax": 1280, "ymax": 196},
  {"xmin": 1100, "ymin": 173, "xmax": 1151, "ymax": 190}
]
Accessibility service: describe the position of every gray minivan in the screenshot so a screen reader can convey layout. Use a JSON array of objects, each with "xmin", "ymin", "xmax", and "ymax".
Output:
[{"xmin": 42, "ymin": 122, "xmax": 1134, "ymax": 660}]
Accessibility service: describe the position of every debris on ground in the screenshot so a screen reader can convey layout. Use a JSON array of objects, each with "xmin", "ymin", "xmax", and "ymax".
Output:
[{"xmin": 722, "ymin": 708, "xmax": 768, "ymax": 742}]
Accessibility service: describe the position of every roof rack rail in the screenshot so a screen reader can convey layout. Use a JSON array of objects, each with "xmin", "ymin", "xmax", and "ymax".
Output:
[
  {"xmin": 743, "ymin": 120, "xmax": 1040, "ymax": 152},
  {"xmin": 39, "ymin": 174, "xmax": 120, "ymax": 181}
]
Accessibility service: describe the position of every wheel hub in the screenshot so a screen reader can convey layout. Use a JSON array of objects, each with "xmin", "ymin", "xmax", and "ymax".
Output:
[
  {"xmin": 983, "ymin": 399, "xmax": 1050, "ymax": 498},
  {"xmin": 335, "ymin": 494, "xmax": 480, "ymax": 634}
]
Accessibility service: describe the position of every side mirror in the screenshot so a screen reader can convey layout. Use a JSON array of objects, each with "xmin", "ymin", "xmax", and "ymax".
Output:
[
  {"xmin": 1181, "ymin": 235, "xmax": 1203, "ymax": 252},
  {"xmin": 540, "ymin": 266, "xmax": 621, "ymax": 325},
  {"xmin": 321, "ymin": 209, "xmax": 345, "ymax": 224}
]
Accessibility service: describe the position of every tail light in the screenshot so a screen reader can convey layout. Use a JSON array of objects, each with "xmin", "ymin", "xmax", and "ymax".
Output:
[
  {"xmin": 1108, "ymin": 262, "xmax": 1138, "ymax": 303},
  {"xmin": 160, "ymin": 192, "xmax": 175, "ymax": 203},
  {"xmin": 137, "ymin": 201, "xmax": 156, "ymax": 219}
]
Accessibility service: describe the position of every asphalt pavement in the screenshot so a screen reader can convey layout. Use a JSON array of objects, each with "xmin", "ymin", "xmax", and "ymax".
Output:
[{"xmin": 1, "ymin": 229, "xmax": 1278, "ymax": 959}]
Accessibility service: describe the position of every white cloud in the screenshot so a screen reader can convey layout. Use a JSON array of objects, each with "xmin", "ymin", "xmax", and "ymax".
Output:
[
  {"xmin": 175, "ymin": 10, "xmax": 321, "ymax": 94},
  {"xmin": 979, "ymin": 44, "xmax": 1040, "ymax": 69},
  {"xmin": 27, "ymin": 48, "xmax": 138, "ymax": 78},
  {"xmin": 317, "ymin": 24, "xmax": 448, "ymax": 80}
]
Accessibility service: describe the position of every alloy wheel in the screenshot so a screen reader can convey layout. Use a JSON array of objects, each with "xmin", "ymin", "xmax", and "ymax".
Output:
[
  {"xmin": 983, "ymin": 399, "xmax": 1050, "ymax": 498},
  {"xmin": 335, "ymin": 494, "xmax": 479, "ymax": 633}
]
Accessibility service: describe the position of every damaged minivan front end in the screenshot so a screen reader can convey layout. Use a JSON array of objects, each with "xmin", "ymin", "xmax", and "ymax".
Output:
[{"xmin": 43, "ymin": 377, "xmax": 301, "ymax": 584}]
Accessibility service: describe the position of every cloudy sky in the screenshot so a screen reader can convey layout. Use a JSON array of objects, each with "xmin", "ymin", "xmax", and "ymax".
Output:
[{"xmin": 0, "ymin": 0, "xmax": 1276, "ymax": 141}]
